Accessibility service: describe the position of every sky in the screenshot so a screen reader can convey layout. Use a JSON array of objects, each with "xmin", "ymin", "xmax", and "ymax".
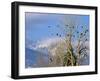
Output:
[
  {"xmin": 25, "ymin": 12, "xmax": 90, "ymax": 67},
  {"xmin": 25, "ymin": 12, "xmax": 89, "ymax": 47}
]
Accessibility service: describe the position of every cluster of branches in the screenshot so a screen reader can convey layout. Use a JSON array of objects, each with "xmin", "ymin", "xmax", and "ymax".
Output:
[
  {"xmin": 48, "ymin": 24, "xmax": 89, "ymax": 66},
  {"xmin": 34, "ymin": 24, "xmax": 89, "ymax": 67},
  {"xmin": 64, "ymin": 25, "xmax": 89, "ymax": 66}
]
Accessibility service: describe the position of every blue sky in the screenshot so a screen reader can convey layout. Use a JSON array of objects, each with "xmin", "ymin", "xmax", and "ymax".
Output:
[
  {"xmin": 25, "ymin": 13, "xmax": 89, "ymax": 67},
  {"xmin": 25, "ymin": 12, "xmax": 89, "ymax": 45}
]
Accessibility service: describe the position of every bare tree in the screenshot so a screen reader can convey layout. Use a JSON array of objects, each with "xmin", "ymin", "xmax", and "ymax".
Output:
[
  {"xmin": 53, "ymin": 24, "xmax": 89, "ymax": 66},
  {"xmin": 47, "ymin": 16, "xmax": 89, "ymax": 66}
]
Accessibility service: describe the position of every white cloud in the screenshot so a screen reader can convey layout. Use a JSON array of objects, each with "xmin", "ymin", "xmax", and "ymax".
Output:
[
  {"xmin": 27, "ymin": 37, "xmax": 65, "ymax": 50},
  {"xmin": 37, "ymin": 37, "xmax": 63, "ymax": 48},
  {"xmin": 27, "ymin": 37, "xmax": 89, "ymax": 50}
]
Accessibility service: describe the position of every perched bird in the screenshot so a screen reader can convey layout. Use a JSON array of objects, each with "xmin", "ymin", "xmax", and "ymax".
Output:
[
  {"xmin": 50, "ymin": 58, "xmax": 53, "ymax": 62},
  {"xmin": 72, "ymin": 26, "xmax": 74, "ymax": 29},
  {"xmin": 80, "ymin": 33, "xmax": 83, "ymax": 36},
  {"xmin": 77, "ymin": 31, "xmax": 79, "ymax": 34},
  {"xmin": 85, "ymin": 31, "xmax": 87, "ymax": 33},
  {"xmin": 81, "ymin": 26, "xmax": 83, "ymax": 28},
  {"xmin": 86, "ymin": 29, "xmax": 89, "ymax": 32},
  {"xmin": 67, "ymin": 34, "xmax": 69, "ymax": 36},
  {"xmin": 65, "ymin": 25, "xmax": 68, "ymax": 26},
  {"xmin": 85, "ymin": 39, "xmax": 87, "ymax": 41}
]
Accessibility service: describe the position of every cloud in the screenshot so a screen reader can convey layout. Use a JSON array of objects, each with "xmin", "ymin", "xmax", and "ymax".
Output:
[
  {"xmin": 37, "ymin": 37, "xmax": 63, "ymax": 48},
  {"xmin": 26, "ymin": 37, "xmax": 65, "ymax": 50},
  {"xmin": 26, "ymin": 36, "xmax": 89, "ymax": 50}
]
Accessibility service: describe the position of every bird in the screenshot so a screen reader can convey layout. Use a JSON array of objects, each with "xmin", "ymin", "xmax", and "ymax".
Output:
[
  {"xmin": 59, "ymin": 34, "xmax": 61, "ymax": 37},
  {"xmin": 86, "ymin": 29, "xmax": 89, "ymax": 32},
  {"xmin": 48, "ymin": 26, "xmax": 51, "ymax": 28},
  {"xmin": 50, "ymin": 58, "xmax": 53, "ymax": 62},
  {"xmin": 77, "ymin": 31, "xmax": 79, "ymax": 34},
  {"xmin": 80, "ymin": 33, "xmax": 83, "ymax": 36},
  {"xmin": 81, "ymin": 26, "xmax": 83, "ymax": 28},
  {"xmin": 56, "ymin": 33, "xmax": 58, "ymax": 36},
  {"xmin": 72, "ymin": 26, "xmax": 74, "ymax": 29},
  {"xmin": 65, "ymin": 25, "xmax": 68, "ymax": 26},
  {"xmin": 67, "ymin": 34, "xmax": 69, "ymax": 36},
  {"xmin": 85, "ymin": 39, "xmax": 87, "ymax": 41}
]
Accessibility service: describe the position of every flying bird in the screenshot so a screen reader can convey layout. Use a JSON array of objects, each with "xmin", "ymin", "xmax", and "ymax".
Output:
[
  {"xmin": 56, "ymin": 33, "xmax": 58, "ymax": 36},
  {"xmin": 59, "ymin": 34, "xmax": 61, "ymax": 37},
  {"xmin": 48, "ymin": 26, "xmax": 51, "ymax": 28}
]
